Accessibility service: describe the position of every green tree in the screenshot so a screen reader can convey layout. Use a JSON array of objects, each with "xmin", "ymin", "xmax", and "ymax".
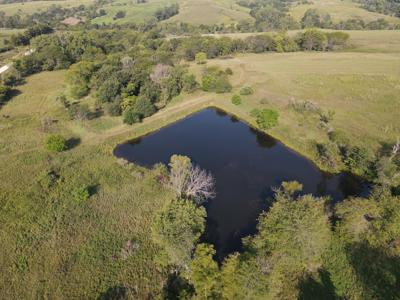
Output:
[
  {"xmin": 231, "ymin": 94, "xmax": 241, "ymax": 105},
  {"xmin": 188, "ymin": 244, "xmax": 220, "ymax": 299},
  {"xmin": 251, "ymin": 183, "xmax": 332, "ymax": 298},
  {"xmin": 123, "ymin": 108, "xmax": 142, "ymax": 125},
  {"xmin": 133, "ymin": 96, "xmax": 156, "ymax": 118},
  {"xmin": 195, "ymin": 52, "xmax": 207, "ymax": 64},
  {"xmin": 45, "ymin": 135, "xmax": 67, "ymax": 152},
  {"xmin": 296, "ymin": 29, "xmax": 328, "ymax": 51},
  {"xmin": 182, "ymin": 73, "xmax": 198, "ymax": 93},
  {"xmin": 153, "ymin": 199, "xmax": 206, "ymax": 268},
  {"xmin": 97, "ymin": 77, "xmax": 121, "ymax": 103},
  {"xmin": 0, "ymin": 85, "xmax": 11, "ymax": 104},
  {"xmin": 66, "ymin": 61, "xmax": 96, "ymax": 99},
  {"xmin": 254, "ymin": 109, "xmax": 279, "ymax": 130}
]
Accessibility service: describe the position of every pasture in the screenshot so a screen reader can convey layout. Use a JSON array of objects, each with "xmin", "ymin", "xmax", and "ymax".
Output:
[
  {"xmin": 91, "ymin": 0, "xmax": 252, "ymax": 25},
  {"xmin": 0, "ymin": 29, "xmax": 399, "ymax": 298},
  {"xmin": 189, "ymin": 50, "xmax": 400, "ymax": 162},
  {"xmin": 0, "ymin": 0, "xmax": 94, "ymax": 15},
  {"xmin": 289, "ymin": 0, "xmax": 400, "ymax": 24}
]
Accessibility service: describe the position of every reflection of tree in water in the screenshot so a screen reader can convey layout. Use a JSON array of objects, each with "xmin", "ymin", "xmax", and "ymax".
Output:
[
  {"xmin": 338, "ymin": 172, "xmax": 366, "ymax": 198},
  {"xmin": 230, "ymin": 116, "xmax": 239, "ymax": 123},
  {"xmin": 249, "ymin": 127, "xmax": 277, "ymax": 149},
  {"xmin": 201, "ymin": 216, "xmax": 220, "ymax": 253},
  {"xmin": 316, "ymin": 173, "xmax": 330, "ymax": 196},
  {"xmin": 215, "ymin": 109, "xmax": 228, "ymax": 117}
]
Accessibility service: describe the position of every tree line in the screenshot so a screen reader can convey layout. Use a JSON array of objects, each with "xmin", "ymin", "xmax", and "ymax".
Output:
[{"xmin": 154, "ymin": 152, "xmax": 400, "ymax": 299}]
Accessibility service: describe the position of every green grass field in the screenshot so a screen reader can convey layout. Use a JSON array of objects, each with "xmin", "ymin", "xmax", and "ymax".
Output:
[
  {"xmin": 91, "ymin": 0, "xmax": 175, "ymax": 25},
  {"xmin": 167, "ymin": 0, "xmax": 252, "ymax": 25},
  {"xmin": 0, "ymin": 0, "xmax": 94, "ymax": 15},
  {"xmin": 91, "ymin": 0, "xmax": 252, "ymax": 25},
  {"xmin": 290, "ymin": 0, "xmax": 400, "ymax": 24},
  {"xmin": 188, "ymin": 51, "xmax": 400, "ymax": 163}
]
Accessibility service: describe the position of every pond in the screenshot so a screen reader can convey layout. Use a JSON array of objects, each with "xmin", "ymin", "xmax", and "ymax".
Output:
[{"xmin": 114, "ymin": 108, "xmax": 367, "ymax": 260}]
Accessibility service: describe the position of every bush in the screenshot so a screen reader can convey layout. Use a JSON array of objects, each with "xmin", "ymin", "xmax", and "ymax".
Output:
[
  {"xmin": 68, "ymin": 103, "xmax": 90, "ymax": 120},
  {"xmin": 296, "ymin": 29, "xmax": 327, "ymax": 51},
  {"xmin": 106, "ymin": 101, "xmax": 122, "ymax": 116},
  {"xmin": 0, "ymin": 85, "xmax": 11, "ymax": 104},
  {"xmin": 195, "ymin": 52, "xmax": 207, "ymax": 64},
  {"xmin": 231, "ymin": 94, "xmax": 242, "ymax": 105},
  {"xmin": 202, "ymin": 68, "xmax": 232, "ymax": 93},
  {"xmin": 72, "ymin": 185, "xmax": 90, "ymax": 204},
  {"xmin": 214, "ymin": 76, "xmax": 232, "ymax": 93},
  {"xmin": 134, "ymin": 97, "xmax": 156, "ymax": 118},
  {"xmin": 182, "ymin": 74, "xmax": 198, "ymax": 93},
  {"xmin": 123, "ymin": 108, "xmax": 142, "ymax": 125},
  {"xmin": 254, "ymin": 109, "xmax": 279, "ymax": 130},
  {"xmin": 225, "ymin": 68, "xmax": 233, "ymax": 75},
  {"xmin": 114, "ymin": 10, "xmax": 126, "ymax": 20},
  {"xmin": 45, "ymin": 135, "xmax": 67, "ymax": 152},
  {"xmin": 239, "ymin": 86, "xmax": 254, "ymax": 95}
]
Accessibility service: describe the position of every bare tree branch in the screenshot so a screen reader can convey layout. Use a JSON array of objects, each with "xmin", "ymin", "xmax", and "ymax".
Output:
[{"xmin": 185, "ymin": 165, "xmax": 216, "ymax": 204}]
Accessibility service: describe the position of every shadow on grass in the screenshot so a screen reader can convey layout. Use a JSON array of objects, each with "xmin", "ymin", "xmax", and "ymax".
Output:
[
  {"xmin": 299, "ymin": 269, "xmax": 337, "ymax": 300},
  {"xmin": 66, "ymin": 137, "xmax": 81, "ymax": 150},
  {"xmin": 346, "ymin": 241, "xmax": 400, "ymax": 299},
  {"xmin": 97, "ymin": 286, "xmax": 128, "ymax": 300},
  {"xmin": 162, "ymin": 273, "xmax": 194, "ymax": 300}
]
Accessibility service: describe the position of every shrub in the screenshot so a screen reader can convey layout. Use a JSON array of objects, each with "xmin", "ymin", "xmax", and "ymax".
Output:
[
  {"xmin": 231, "ymin": 94, "xmax": 242, "ymax": 105},
  {"xmin": 134, "ymin": 96, "xmax": 156, "ymax": 118},
  {"xmin": 214, "ymin": 76, "xmax": 232, "ymax": 93},
  {"xmin": 182, "ymin": 74, "xmax": 198, "ymax": 93},
  {"xmin": 106, "ymin": 101, "xmax": 122, "ymax": 116},
  {"xmin": 239, "ymin": 86, "xmax": 254, "ymax": 95},
  {"xmin": 254, "ymin": 109, "xmax": 279, "ymax": 130},
  {"xmin": 0, "ymin": 85, "xmax": 11, "ymax": 104},
  {"xmin": 45, "ymin": 135, "xmax": 67, "ymax": 152},
  {"xmin": 296, "ymin": 29, "xmax": 327, "ymax": 51},
  {"xmin": 225, "ymin": 67, "xmax": 233, "ymax": 75},
  {"xmin": 195, "ymin": 52, "xmax": 207, "ymax": 64},
  {"xmin": 72, "ymin": 185, "xmax": 90, "ymax": 203},
  {"xmin": 202, "ymin": 67, "xmax": 232, "ymax": 93},
  {"xmin": 114, "ymin": 10, "xmax": 126, "ymax": 20},
  {"xmin": 123, "ymin": 108, "xmax": 142, "ymax": 125},
  {"xmin": 68, "ymin": 103, "xmax": 90, "ymax": 120},
  {"xmin": 343, "ymin": 146, "xmax": 370, "ymax": 173}
]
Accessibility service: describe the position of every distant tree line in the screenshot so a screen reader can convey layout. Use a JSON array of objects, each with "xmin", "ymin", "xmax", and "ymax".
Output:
[
  {"xmin": 1, "ymin": 28, "xmax": 349, "ymax": 116},
  {"xmin": 154, "ymin": 4, "xmax": 179, "ymax": 21},
  {"xmin": 9, "ymin": 23, "xmax": 52, "ymax": 46},
  {"xmin": 356, "ymin": 0, "xmax": 400, "ymax": 17},
  {"xmin": 173, "ymin": 29, "xmax": 349, "ymax": 61}
]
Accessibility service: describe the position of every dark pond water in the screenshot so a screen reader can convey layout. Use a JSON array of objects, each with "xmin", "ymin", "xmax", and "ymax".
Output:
[{"xmin": 114, "ymin": 108, "xmax": 367, "ymax": 259}]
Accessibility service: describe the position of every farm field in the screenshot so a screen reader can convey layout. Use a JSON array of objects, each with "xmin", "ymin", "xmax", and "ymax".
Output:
[
  {"xmin": 289, "ymin": 0, "xmax": 400, "ymax": 24},
  {"xmin": 189, "ymin": 51, "xmax": 400, "ymax": 162},
  {"xmin": 91, "ymin": 0, "xmax": 251, "ymax": 25},
  {"xmin": 0, "ymin": 0, "xmax": 94, "ymax": 15},
  {"xmin": 0, "ymin": 13, "xmax": 400, "ymax": 298},
  {"xmin": 167, "ymin": 0, "xmax": 252, "ymax": 25}
]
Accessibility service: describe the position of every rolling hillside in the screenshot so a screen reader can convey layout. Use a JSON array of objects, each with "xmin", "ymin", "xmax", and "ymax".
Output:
[{"xmin": 290, "ymin": 0, "xmax": 400, "ymax": 24}]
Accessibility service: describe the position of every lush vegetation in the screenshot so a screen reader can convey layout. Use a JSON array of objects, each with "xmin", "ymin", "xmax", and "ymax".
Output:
[{"xmin": 0, "ymin": 1, "xmax": 400, "ymax": 298}]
